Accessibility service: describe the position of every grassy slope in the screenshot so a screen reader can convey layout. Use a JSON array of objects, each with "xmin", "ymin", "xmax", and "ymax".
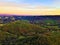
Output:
[
  {"xmin": 0, "ymin": 20, "xmax": 60, "ymax": 45},
  {"xmin": 2, "ymin": 20, "xmax": 47, "ymax": 36}
]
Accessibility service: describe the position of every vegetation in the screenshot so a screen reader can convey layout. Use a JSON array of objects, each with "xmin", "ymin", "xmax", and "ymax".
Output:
[{"xmin": 0, "ymin": 20, "xmax": 60, "ymax": 45}]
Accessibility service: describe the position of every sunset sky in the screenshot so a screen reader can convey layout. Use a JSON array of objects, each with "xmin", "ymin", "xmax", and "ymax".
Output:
[{"xmin": 0, "ymin": 0, "xmax": 60, "ymax": 15}]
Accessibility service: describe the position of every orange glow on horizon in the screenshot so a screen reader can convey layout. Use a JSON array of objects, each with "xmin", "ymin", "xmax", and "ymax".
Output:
[{"xmin": 0, "ymin": 6, "xmax": 60, "ymax": 16}]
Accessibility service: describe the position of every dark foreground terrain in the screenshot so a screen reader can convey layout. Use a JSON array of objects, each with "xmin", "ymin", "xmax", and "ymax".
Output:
[{"xmin": 0, "ymin": 16, "xmax": 60, "ymax": 45}]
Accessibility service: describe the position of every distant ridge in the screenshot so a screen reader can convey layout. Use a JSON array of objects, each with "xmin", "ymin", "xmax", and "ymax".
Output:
[
  {"xmin": 0, "ymin": 14, "xmax": 60, "ymax": 16},
  {"xmin": 0, "ymin": 14, "xmax": 60, "ymax": 24}
]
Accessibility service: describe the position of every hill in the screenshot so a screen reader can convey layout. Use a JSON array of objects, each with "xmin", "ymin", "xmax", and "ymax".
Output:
[{"xmin": 0, "ymin": 20, "xmax": 60, "ymax": 45}]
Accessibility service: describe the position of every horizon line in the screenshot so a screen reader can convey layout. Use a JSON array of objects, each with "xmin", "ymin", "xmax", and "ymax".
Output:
[{"xmin": 0, "ymin": 14, "xmax": 60, "ymax": 16}]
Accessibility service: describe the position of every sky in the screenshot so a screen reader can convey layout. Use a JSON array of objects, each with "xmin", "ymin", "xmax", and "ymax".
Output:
[{"xmin": 0, "ymin": 0, "xmax": 60, "ymax": 15}]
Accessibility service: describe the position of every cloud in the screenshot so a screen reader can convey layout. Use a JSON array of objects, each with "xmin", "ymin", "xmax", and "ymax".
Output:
[
  {"xmin": 0, "ymin": 0, "xmax": 60, "ymax": 15},
  {"xmin": 0, "ymin": 6, "xmax": 60, "ymax": 15},
  {"xmin": 0, "ymin": 0, "xmax": 60, "ymax": 9}
]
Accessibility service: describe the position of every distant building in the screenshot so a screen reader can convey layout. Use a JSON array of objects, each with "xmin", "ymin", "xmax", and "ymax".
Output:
[
  {"xmin": 3, "ymin": 16, "xmax": 9, "ymax": 23},
  {"xmin": 0, "ymin": 16, "xmax": 3, "ymax": 24},
  {"xmin": 10, "ymin": 16, "xmax": 15, "ymax": 22}
]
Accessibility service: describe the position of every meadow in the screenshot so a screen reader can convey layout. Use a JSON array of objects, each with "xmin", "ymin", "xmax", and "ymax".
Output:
[{"xmin": 0, "ymin": 19, "xmax": 60, "ymax": 45}]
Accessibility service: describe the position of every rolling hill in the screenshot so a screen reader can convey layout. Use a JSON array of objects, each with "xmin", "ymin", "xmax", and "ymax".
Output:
[
  {"xmin": 0, "ymin": 20, "xmax": 60, "ymax": 45},
  {"xmin": 0, "ymin": 15, "xmax": 60, "ymax": 45}
]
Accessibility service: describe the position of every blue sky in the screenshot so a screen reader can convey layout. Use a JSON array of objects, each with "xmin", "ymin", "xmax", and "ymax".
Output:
[
  {"xmin": 0, "ymin": 0, "xmax": 54, "ymax": 4},
  {"xmin": 23, "ymin": 0, "xmax": 53, "ymax": 4},
  {"xmin": 0, "ymin": 0, "xmax": 59, "ymax": 8},
  {"xmin": 0, "ymin": 0, "xmax": 60, "ymax": 15},
  {"xmin": 0, "ymin": 0, "xmax": 60, "ymax": 8}
]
